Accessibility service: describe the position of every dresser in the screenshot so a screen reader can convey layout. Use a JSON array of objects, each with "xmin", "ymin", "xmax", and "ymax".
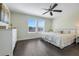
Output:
[
  {"xmin": 76, "ymin": 27, "xmax": 79, "ymax": 43},
  {"xmin": 0, "ymin": 29, "xmax": 17, "ymax": 56}
]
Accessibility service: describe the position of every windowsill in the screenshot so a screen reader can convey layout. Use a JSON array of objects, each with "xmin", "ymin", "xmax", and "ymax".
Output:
[
  {"xmin": 27, "ymin": 32, "xmax": 37, "ymax": 33},
  {"xmin": 27, "ymin": 32, "xmax": 45, "ymax": 34},
  {"xmin": 27, "ymin": 30, "xmax": 45, "ymax": 33}
]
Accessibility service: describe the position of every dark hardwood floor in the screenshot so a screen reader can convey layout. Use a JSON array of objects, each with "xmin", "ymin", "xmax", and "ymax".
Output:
[{"xmin": 13, "ymin": 38, "xmax": 79, "ymax": 56}]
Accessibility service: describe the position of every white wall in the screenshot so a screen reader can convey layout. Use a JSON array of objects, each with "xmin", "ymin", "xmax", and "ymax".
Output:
[
  {"xmin": 11, "ymin": 11, "xmax": 52, "ymax": 40},
  {"xmin": 52, "ymin": 3, "xmax": 79, "ymax": 31}
]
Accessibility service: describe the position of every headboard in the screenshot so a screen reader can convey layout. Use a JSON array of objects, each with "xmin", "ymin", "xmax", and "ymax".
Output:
[{"xmin": 54, "ymin": 28, "xmax": 76, "ymax": 34}]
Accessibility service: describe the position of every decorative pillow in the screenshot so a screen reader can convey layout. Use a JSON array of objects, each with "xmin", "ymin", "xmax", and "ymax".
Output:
[{"xmin": 60, "ymin": 31, "xmax": 64, "ymax": 34}]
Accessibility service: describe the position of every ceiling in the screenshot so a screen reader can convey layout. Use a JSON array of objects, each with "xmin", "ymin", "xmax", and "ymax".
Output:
[{"xmin": 6, "ymin": 3, "xmax": 79, "ymax": 18}]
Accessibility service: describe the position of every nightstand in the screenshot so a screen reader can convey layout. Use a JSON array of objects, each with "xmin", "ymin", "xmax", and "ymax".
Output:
[{"xmin": 76, "ymin": 36, "xmax": 79, "ymax": 44}]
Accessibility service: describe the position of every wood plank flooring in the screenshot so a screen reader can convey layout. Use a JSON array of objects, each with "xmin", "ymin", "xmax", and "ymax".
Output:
[{"xmin": 13, "ymin": 38, "xmax": 79, "ymax": 56}]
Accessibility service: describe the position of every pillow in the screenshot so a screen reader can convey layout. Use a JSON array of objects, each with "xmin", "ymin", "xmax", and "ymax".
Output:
[
  {"xmin": 60, "ymin": 31, "xmax": 64, "ymax": 34},
  {"xmin": 63, "ymin": 30, "xmax": 71, "ymax": 34}
]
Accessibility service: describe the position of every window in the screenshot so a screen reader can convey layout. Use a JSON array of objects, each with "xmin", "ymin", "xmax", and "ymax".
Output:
[
  {"xmin": 28, "ymin": 18, "xmax": 45, "ymax": 32},
  {"xmin": 37, "ymin": 20, "xmax": 45, "ymax": 32},
  {"xmin": 28, "ymin": 19, "xmax": 37, "ymax": 32}
]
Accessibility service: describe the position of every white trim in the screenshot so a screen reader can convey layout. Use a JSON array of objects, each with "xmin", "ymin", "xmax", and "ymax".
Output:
[
  {"xmin": 27, "ymin": 32, "xmax": 37, "ymax": 33},
  {"xmin": 27, "ymin": 18, "xmax": 37, "ymax": 33}
]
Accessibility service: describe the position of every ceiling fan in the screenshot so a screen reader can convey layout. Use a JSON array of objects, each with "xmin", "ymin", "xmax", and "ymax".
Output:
[{"xmin": 42, "ymin": 3, "xmax": 62, "ymax": 16}]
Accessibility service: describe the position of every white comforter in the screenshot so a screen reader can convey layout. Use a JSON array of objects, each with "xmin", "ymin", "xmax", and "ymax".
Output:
[{"xmin": 41, "ymin": 32, "xmax": 76, "ymax": 49}]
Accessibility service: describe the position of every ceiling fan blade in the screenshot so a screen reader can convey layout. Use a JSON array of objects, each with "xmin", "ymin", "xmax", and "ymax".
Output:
[
  {"xmin": 50, "ymin": 3, "xmax": 52, "ymax": 8},
  {"xmin": 42, "ymin": 11, "xmax": 49, "ymax": 15},
  {"xmin": 50, "ymin": 12, "xmax": 53, "ymax": 16},
  {"xmin": 53, "ymin": 10, "xmax": 62, "ymax": 12},
  {"xmin": 42, "ymin": 8, "xmax": 49, "ymax": 10},
  {"xmin": 51, "ymin": 3, "xmax": 58, "ymax": 9}
]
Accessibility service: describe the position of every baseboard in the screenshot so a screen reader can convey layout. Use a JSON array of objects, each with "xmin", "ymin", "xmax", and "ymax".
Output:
[{"xmin": 17, "ymin": 37, "xmax": 42, "ymax": 42}]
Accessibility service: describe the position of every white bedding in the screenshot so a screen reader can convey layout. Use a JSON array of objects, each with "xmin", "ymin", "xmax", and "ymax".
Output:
[{"xmin": 41, "ymin": 32, "xmax": 76, "ymax": 49}]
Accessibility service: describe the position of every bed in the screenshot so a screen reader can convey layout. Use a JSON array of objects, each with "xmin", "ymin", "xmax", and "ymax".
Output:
[{"xmin": 41, "ymin": 30, "xmax": 76, "ymax": 49}]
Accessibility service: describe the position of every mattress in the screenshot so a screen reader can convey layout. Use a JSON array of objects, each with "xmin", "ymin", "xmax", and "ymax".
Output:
[{"xmin": 41, "ymin": 32, "xmax": 76, "ymax": 49}]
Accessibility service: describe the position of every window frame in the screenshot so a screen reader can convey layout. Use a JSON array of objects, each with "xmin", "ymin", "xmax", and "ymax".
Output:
[
  {"xmin": 37, "ymin": 19, "xmax": 45, "ymax": 32},
  {"xmin": 27, "ymin": 18, "xmax": 45, "ymax": 33}
]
